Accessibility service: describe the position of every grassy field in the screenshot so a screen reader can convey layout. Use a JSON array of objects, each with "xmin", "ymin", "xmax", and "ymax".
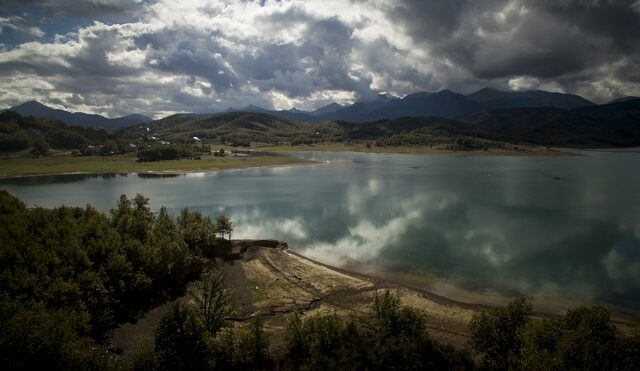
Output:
[
  {"xmin": 258, "ymin": 142, "xmax": 571, "ymax": 156},
  {"xmin": 0, "ymin": 153, "xmax": 313, "ymax": 178}
]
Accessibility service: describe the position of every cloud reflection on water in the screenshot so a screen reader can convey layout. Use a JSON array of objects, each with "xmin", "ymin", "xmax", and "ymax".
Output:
[{"xmin": 2, "ymin": 151, "xmax": 640, "ymax": 306}]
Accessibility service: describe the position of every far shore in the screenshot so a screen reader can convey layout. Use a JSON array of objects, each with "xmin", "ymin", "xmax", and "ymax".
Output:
[
  {"xmin": 258, "ymin": 142, "xmax": 578, "ymax": 156},
  {"xmin": 0, "ymin": 144, "xmax": 582, "ymax": 179},
  {"xmin": 0, "ymin": 152, "xmax": 316, "ymax": 179}
]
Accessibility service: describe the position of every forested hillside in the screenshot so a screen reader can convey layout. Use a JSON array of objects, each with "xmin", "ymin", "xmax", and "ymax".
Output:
[
  {"xmin": 125, "ymin": 99, "xmax": 640, "ymax": 149},
  {"xmin": 0, "ymin": 111, "xmax": 113, "ymax": 155}
]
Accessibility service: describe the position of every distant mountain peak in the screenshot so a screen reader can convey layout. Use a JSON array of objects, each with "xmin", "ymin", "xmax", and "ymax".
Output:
[
  {"xmin": 357, "ymin": 92, "xmax": 399, "ymax": 103},
  {"xmin": 311, "ymin": 102, "xmax": 343, "ymax": 116},
  {"xmin": 241, "ymin": 104, "xmax": 269, "ymax": 112}
]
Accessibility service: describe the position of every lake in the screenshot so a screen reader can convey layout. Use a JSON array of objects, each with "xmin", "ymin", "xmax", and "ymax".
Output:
[{"xmin": 2, "ymin": 150, "xmax": 640, "ymax": 308}]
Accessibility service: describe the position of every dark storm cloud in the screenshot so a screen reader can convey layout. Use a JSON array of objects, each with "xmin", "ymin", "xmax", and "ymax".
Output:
[
  {"xmin": 135, "ymin": 27, "xmax": 240, "ymax": 93},
  {"xmin": 0, "ymin": 0, "xmax": 147, "ymax": 18},
  {"xmin": 245, "ymin": 9, "xmax": 376, "ymax": 99},
  {"xmin": 391, "ymin": 0, "xmax": 640, "ymax": 87},
  {"xmin": 0, "ymin": 0, "xmax": 638, "ymax": 117}
]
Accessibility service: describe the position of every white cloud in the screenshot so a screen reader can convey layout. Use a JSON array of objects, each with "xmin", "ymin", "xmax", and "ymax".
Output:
[{"xmin": 0, "ymin": 0, "xmax": 639, "ymax": 116}]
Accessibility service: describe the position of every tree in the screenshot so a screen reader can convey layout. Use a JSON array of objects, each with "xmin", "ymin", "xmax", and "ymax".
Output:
[
  {"xmin": 235, "ymin": 317, "xmax": 270, "ymax": 369},
  {"xmin": 192, "ymin": 270, "xmax": 234, "ymax": 336},
  {"xmin": 178, "ymin": 208, "xmax": 216, "ymax": 250},
  {"xmin": 469, "ymin": 297, "xmax": 532, "ymax": 370},
  {"xmin": 371, "ymin": 289, "xmax": 426, "ymax": 339},
  {"xmin": 31, "ymin": 138, "xmax": 50, "ymax": 157},
  {"xmin": 154, "ymin": 301, "xmax": 210, "ymax": 371},
  {"xmin": 216, "ymin": 215, "xmax": 234, "ymax": 240},
  {"xmin": 520, "ymin": 306, "xmax": 622, "ymax": 370}
]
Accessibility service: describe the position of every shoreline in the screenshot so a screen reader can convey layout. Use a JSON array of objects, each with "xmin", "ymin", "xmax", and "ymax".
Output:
[
  {"xmin": 0, "ymin": 161, "xmax": 321, "ymax": 180},
  {"xmin": 109, "ymin": 240, "xmax": 640, "ymax": 357},
  {"xmin": 258, "ymin": 143, "xmax": 581, "ymax": 156},
  {"xmin": 286, "ymin": 248, "xmax": 640, "ymax": 329},
  {"xmin": 0, "ymin": 155, "xmax": 318, "ymax": 180},
  {"xmin": 0, "ymin": 147, "xmax": 579, "ymax": 180}
]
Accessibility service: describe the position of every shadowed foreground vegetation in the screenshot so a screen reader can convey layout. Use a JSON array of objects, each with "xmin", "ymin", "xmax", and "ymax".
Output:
[{"xmin": 1, "ymin": 191, "xmax": 639, "ymax": 370}]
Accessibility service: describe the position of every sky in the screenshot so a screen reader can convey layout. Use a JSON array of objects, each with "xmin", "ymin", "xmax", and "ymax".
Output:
[{"xmin": 0, "ymin": 0, "xmax": 639, "ymax": 119}]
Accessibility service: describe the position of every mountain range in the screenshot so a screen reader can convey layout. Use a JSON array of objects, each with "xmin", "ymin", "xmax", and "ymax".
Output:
[
  {"xmin": 118, "ymin": 98, "xmax": 640, "ymax": 148},
  {"xmin": 223, "ymin": 88, "xmax": 597, "ymax": 123},
  {"xmin": 8, "ymin": 88, "xmax": 640, "ymax": 132},
  {"xmin": 9, "ymin": 101, "xmax": 153, "ymax": 132}
]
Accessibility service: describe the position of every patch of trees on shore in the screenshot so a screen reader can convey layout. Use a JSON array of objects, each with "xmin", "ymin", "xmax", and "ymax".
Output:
[
  {"xmin": 136, "ymin": 144, "xmax": 200, "ymax": 162},
  {"xmin": 0, "ymin": 191, "xmax": 232, "ymax": 369}
]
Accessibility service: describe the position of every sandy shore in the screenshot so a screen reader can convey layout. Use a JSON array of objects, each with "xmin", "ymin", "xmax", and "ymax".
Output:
[{"xmin": 108, "ymin": 241, "xmax": 640, "ymax": 358}]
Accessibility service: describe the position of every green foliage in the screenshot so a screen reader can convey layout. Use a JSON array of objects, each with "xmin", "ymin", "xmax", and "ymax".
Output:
[
  {"xmin": 216, "ymin": 215, "xmax": 234, "ymax": 240},
  {"xmin": 0, "ymin": 302, "xmax": 103, "ymax": 370},
  {"xmin": 235, "ymin": 317, "xmax": 271, "ymax": 368},
  {"xmin": 372, "ymin": 289, "xmax": 426, "ymax": 339},
  {"xmin": 0, "ymin": 111, "xmax": 111, "ymax": 153},
  {"xmin": 31, "ymin": 137, "xmax": 50, "ymax": 157},
  {"xmin": 177, "ymin": 208, "xmax": 217, "ymax": 251},
  {"xmin": 0, "ymin": 191, "xmax": 226, "ymax": 369},
  {"xmin": 205, "ymin": 316, "xmax": 271, "ymax": 370},
  {"xmin": 192, "ymin": 270, "xmax": 234, "ymax": 336},
  {"xmin": 519, "ymin": 306, "xmax": 635, "ymax": 371},
  {"xmin": 470, "ymin": 299, "xmax": 640, "ymax": 371},
  {"xmin": 136, "ymin": 144, "xmax": 195, "ymax": 162},
  {"xmin": 154, "ymin": 301, "xmax": 210, "ymax": 371},
  {"xmin": 469, "ymin": 297, "xmax": 532, "ymax": 370},
  {"xmin": 0, "ymin": 133, "xmax": 30, "ymax": 152},
  {"xmin": 280, "ymin": 290, "xmax": 472, "ymax": 370}
]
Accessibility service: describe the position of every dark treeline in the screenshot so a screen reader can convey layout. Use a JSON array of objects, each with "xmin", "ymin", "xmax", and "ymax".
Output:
[
  {"xmin": 1, "ymin": 191, "xmax": 639, "ymax": 370},
  {"xmin": 0, "ymin": 111, "xmax": 113, "ymax": 156},
  {"xmin": 0, "ymin": 191, "xmax": 231, "ymax": 370},
  {"xmin": 133, "ymin": 288, "xmax": 473, "ymax": 371},
  {"xmin": 136, "ymin": 144, "xmax": 200, "ymax": 162},
  {"xmin": 469, "ymin": 298, "xmax": 640, "ymax": 370}
]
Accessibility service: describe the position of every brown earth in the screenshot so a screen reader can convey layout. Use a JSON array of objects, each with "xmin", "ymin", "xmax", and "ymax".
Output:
[{"xmin": 109, "ymin": 240, "xmax": 640, "ymax": 359}]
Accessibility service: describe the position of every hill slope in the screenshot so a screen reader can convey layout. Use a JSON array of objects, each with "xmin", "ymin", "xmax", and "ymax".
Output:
[
  {"xmin": 128, "ymin": 99, "xmax": 640, "ymax": 148},
  {"xmin": 462, "ymin": 99, "xmax": 640, "ymax": 146},
  {"xmin": 121, "ymin": 111, "xmax": 314, "ymax": 146},
  {"xmin": 467, "ymin": 88, "xmax": 594, "ymax": 110},
  {"xmin": 0, "ymin": 110, "xmax": 112, "ymax": 152},
  {"xmin": 10, "ymin": 101, "xmax": 152, "ymax": 132}
]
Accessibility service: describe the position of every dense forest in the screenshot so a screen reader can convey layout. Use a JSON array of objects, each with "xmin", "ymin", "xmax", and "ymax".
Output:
[
  {"xmin": 0, "ymin": 111, "xmax": 132, "ymax": 157},
  {"xmin": 1, "ymin": 191, "xmax": 639, "ymax": 370}
]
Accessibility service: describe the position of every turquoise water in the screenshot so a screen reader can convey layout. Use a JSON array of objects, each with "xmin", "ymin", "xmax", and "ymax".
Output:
[{"xmin": 2, "ymin": 150, "xmax": 640, "ymax": 307}]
